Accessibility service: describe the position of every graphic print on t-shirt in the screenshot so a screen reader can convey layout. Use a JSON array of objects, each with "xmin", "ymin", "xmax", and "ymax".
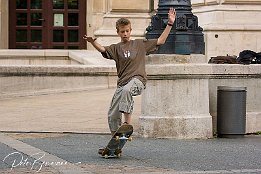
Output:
[{"xmin": 124, "ymin": 50, "xmax": 130, "ymax": 58}]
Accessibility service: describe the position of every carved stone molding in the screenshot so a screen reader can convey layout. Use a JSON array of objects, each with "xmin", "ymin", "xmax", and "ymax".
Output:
[{"xmin": 222, "ymin": 0, "xmax": 261, "ymax": 4}]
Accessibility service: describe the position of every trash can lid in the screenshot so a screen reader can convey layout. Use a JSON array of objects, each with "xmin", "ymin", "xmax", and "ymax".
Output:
[{"xmin": 218, "ymin": 86, "xmax": 247, "ymax": 91}]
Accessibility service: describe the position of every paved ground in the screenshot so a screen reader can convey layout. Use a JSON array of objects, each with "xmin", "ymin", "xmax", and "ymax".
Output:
[
  {"xmin": 0, "ymin": 89, "xmax": 261, "ymax": 174},
  {"xmin": 0, "ymin": 133, "xmax": 260, "ymax": 174},
  {"xmin": 0, "ymin": 88, "xmax": 141, "ymax": 134}
]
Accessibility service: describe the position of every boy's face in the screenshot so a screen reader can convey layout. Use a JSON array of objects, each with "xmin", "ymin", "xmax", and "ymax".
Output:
[{"xmin": 117, "ymin": 24, "xmax": 132, "ymax": 43}]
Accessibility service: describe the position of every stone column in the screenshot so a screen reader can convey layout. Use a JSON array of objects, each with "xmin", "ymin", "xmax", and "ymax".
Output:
[
  {"xmin": 94, "ymin": 0, "xmax": 153, "ymax": 46},
  {"xmin": 139, "ymin": 55, "xmax": 213, "ymax": 139}
]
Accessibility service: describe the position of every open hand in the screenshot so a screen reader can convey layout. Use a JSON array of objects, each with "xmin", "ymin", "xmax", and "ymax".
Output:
[
  {"xmin": 83, "ymin": 35, "xmax": 97, "ymax": 43},
  {"xmin": 168, "ymin": 7, "xmax": 176, "ymax": 25}
]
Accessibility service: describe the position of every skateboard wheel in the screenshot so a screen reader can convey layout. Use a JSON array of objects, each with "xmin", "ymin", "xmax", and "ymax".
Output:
[
  {"xmin": 98, "ymin": 148, "xmax": 104, "ymax": 155},
  {"xmin": 115, "ymin": 136, "xmax": 120, "ymax": 141},
  {"xmin": 104, "ymin": 154, "xmax": 109, "ymax": 159},
  {"xmin": 128, "ymin": 137, "xmax": 133, "ymax": 141},
  {"xmin": 101, "ymin": 148, "xmax": 109, "ymax": 156},
  {"xmin": 115, "ymin": 148, "xmax": 122, "ymax": 155},
  {"xmin": 117, "ymin": 153, "xmax": 121, "ymax": 158}
]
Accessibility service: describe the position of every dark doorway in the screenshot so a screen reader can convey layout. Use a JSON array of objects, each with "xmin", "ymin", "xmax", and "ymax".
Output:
[{"xmin": 9, "ymin": 0, "xmax": 86, "ymax": 49}]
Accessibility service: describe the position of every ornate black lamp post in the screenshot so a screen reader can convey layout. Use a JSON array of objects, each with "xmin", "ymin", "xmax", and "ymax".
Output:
[{"xmin": 146, "ymin": 0, "xmax": 205, "ymax": 55}]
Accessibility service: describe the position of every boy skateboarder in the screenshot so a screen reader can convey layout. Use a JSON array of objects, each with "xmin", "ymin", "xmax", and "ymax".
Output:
[{"xmin": 84, "ymin": 8, "xmax": 176, "ymax": 135}]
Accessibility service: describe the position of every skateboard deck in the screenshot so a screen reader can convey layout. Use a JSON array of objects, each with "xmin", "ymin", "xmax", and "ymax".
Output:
[{"xmin": 99, "ymin": 124, "xmax": 133, "ymax": 158}]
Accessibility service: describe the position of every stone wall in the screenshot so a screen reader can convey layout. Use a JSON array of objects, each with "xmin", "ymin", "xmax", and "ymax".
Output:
[
  {"xmin": 0, "ymin": 61, "xmax": 260, "ymax": 138},
  {"xmin": 0, "ymin": 65, "xmax": 117, "ymax": 98},
  {"xmin": 1, "ymin": 51, "xmax": 260, "ymax": 138},
  {"xmin": 192, "ymin": 0, "xmax": 261, "ymax": 58},
  {"xmin": 208, "ymin": 65, "xmax": 261, "ymax": 134},
  {"xmin": 139, "ymin": 55, "xmax": 261, "ymax": 138}
]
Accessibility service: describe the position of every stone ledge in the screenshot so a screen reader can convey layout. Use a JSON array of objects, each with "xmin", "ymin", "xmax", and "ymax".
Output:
[
  {"xmin": 0, "ymin": 49, "xmax": 69, "ymax": 57},
  {"xmin": 0, "ymin": 65, "xmax": 117, "ymax": 76},
  {"xmin": 146, "ymin": 54, "xmax": 207, "ymax": 64},
  {"xmin": 0, "ymin": 50, "xmax": 78, "ymax": 65},
  {"xmin": 193, "ymin": 4, "xmax": 261, "ymax": 12},
  {"xmin": 222, "ymin": 0, "xmax": 261, "ymax": 4},
  {"xmin": 146, "ymin": 64, "xmax": 261, "ymax": 75},
  {"xmin": 203, "ymin": 24, "xmax": 261, "ymax": 31},
  {"xmin": 0, "ymin": 50, "xmax": 117, "ymax": 66}
]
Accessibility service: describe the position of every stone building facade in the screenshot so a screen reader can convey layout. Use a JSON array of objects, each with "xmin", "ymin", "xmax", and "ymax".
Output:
[
  {"xmin": 0, "ymin": 0, "xmax": 260, "ymax": 57},
  {"xmin": 88, "ymin": 0, "xmax": 261, "ymax": 58}
]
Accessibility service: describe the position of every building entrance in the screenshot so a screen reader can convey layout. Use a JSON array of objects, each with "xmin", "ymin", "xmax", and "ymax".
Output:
[{"xmin": 9, "ymin": 0, "xmax": 86, "ymax": 49}]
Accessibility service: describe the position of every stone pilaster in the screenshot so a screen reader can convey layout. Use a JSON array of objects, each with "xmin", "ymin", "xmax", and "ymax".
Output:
[
  {"xmin": 0, "ymin": 0, "xmax": 8, "ymax": 49},
  {"xmin": 94, "ymin": 0, "xmax": 153, "ymax": 46}
]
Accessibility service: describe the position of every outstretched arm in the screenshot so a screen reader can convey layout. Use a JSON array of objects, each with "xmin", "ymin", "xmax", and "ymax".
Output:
[
  {"xmin": 83, "ymin": 35, "xmax": 106, "ymax": 53},
  {"xmin": 157, "ymin": 8, "xmax": 176, "ymax": 45}
]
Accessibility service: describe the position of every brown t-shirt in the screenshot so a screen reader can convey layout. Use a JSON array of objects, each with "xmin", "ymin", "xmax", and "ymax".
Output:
[{"xmin": 102, "ymin": 39, "xmax": 158, "ymax": 87}]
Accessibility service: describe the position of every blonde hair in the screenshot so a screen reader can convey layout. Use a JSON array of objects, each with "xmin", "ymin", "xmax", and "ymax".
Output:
[{"xmin": 116, "ymin": 18, "xmax": 131, "ymax": 32}]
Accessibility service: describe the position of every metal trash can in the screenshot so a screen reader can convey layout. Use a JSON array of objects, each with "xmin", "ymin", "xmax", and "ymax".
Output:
[{"xmin": 217, "ymin": 86, "xmax": 247, "ymax": 138}]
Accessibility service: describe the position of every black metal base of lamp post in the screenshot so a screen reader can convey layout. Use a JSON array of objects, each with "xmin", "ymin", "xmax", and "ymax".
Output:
[{"xmin": 146, "ymin": 0, "xmax": 205, "ymax": 55}]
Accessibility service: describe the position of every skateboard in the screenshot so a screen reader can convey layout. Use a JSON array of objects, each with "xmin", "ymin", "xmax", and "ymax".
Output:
[{"xmin": 98, "ymin": 124, "xmax": 133, "ymax": 158}]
